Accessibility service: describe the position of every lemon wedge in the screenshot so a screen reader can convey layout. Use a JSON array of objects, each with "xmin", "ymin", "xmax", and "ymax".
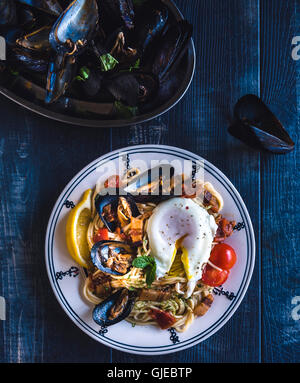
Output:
[{"xmin": 66, "ymin": 189, "xmax": 92, "ymax": 268}]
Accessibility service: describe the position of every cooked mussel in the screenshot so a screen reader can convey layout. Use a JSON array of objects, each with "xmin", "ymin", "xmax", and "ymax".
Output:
[
  {"xmin": 16, "ymin": 0, "xmax": 63, "ymax": 17},
  {"xmin": 9, "ymin": 46, "xmax": 49, "ymax": 72},
  {"xmin": 91, "ymin": 240, "xmax": 134, "ymax": 275},
  {"xmin": 135, "ymin": 2, "xmax": 169, "ymax": 56},
  {"xmin": 17, "ymin": 5, "xmax": 37, "ymax": 31},
  {"xmin": 102, "ymin": 0, "xmax": 135, "ymax": 30},
  {"xmin": 152, "ymin": 20, "xmax": 193, "ymax": 82},
  {"xmin": 107, "ymin": 29, "xmax": 137, "ymax": 65},
  {"xmin": 93, "ymin": 288, "xmax": 136, "ymax": 327},
  {"xmin": 0, "ymin": 0, "xmax": 17, "ymax": 26},
  {"xmin": 229, "ymin": 94, "xmax": 295, "ymax": 154},
  {"xmin": 16, "ymin": 26, "xmax": 52, "ymax": 52},
  {"xmin": 105, "ymin": 71, "xmax": 159, "ymax": 107},
  {"xmin": 75, "ymin": 66, "xmax": 103, "ymax": 98},
  {"xmin": 95, "ymin": 190, "xmax": 140, "ymax": 232},
  {"xmin": 124, "ymin": 164, "xmax": 176, "ymax": 202},
  {"xmin": 45, "ymin": 53, "xmax": 77, "ymax": 103},
  {"xmin": 49, "ymin": 0, "xmax": 99, "ymax": 56}
]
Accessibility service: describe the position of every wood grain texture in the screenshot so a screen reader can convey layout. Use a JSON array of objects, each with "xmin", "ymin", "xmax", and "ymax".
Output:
[
  {"xmin": 0, "ymin": 0, "xmax": 298, "ymax": 363},
  {"xmin": 260, "ymin": 0, "xmax": 300, "ymax": 363}
]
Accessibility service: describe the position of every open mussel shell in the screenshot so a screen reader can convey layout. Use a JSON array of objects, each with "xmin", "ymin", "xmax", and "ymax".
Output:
[
  {"xmin": 93, "ymin": 288, "xmax": 136, "ymax": 327},
  {"xmin": 49, "ymin": 0, "xmax": 99, "ymax": 55},
  {"xmin": 95, "ymin": 189, "xmax": 140, "ymax": 232},
  {"xmin": 91, "ymin": 240, "xmax": 134, "ymax": 276},
  {"xmin": 229, "ymin": 94, "xmax": 295, "ymax": 154},
  {"xmin": 16, "ymin": 26, "xmax": 52, "ymax": 52},
  {"xmin": 124, "ymin": 164, "xmax": 176, "ymax": 203}
]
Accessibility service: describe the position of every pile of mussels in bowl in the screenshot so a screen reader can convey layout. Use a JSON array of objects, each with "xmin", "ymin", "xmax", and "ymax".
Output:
[{"xmin": 0, "ymin": 0, "xmax": 195, "ymax": 127}]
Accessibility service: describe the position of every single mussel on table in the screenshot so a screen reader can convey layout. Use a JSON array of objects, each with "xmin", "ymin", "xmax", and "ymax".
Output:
[
  {"xmin": 95, "ymin": 190, "xmax": 140, "ymax": 232},
  {"xmin": 91, "ymin": 240, "xmax": 135, "ymax": 275},
  {"xmin": 229, "ymin": 94, "xmax": 295, "ymax": 154},
  {"xmin": 93, "ymin": 288, "xmax": 137, "ymax": 327}
]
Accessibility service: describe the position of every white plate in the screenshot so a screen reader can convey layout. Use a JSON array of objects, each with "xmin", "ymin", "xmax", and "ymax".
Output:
[{"xmin": 45, "ymin": 145, "xmax": 255, "ymax": 355}]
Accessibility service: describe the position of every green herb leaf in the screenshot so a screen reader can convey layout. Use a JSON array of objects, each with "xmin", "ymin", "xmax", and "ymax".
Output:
[
  {"xmin": 132, "ymin": 256, "xmax": 156, "ymax": 287},
  {"xmin": 114, "ymin": 101, "xmax": 138, "ymax": 119},
  {"xmin": 10, "ymin": 68, "xmax": 19, "ymax": 76},
  {"xmin": 132, "ymin": 256, "xmax": 153, "ymax": 269},
  {"xmin": 100, "ymin": 53, "xmax": 119, "ymax": 72},
  {"xmin": 129, "ymin": 58, "xmax": 140, "ymax": 72},
  {"xmin": 145, "ymin": 263, "xmax": 156, "ymax": 287},
  {"xmin": 75, "ymin": 66, "xmax": 90, "ymax": 82}
]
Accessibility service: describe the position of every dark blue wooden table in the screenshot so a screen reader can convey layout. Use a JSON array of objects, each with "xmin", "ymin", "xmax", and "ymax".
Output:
[{"xmin": 0, "ymin": 0, "xmax": 299, "ymax": 363}]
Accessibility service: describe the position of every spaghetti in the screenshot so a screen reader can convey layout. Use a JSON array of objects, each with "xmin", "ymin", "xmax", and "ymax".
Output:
[{"xmin": 82, "ymin": 172, "xmax": 234, "ymax": 332}]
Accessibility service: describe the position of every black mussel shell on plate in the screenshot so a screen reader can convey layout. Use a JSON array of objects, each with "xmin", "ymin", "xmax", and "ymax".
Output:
[
  {"xmin": 229, "ymin": 94, "xmax": 295, "ymax": 154},
  {"xmin": 95, "ymin": 189, "xmax": 140, "ymax": 232},
  {"xmin": 91, "ymin": 240, "xmax": 134, "ymax": 276},
  {"xmin": 93, "ymin": 288, "xmax": 137, "ymax": 327}
]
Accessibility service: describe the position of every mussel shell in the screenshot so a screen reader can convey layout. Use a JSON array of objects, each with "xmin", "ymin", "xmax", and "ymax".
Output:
[
  {"xmin": 93, "ymin": 288, "xmax": 136, "ymax": 327},
  {"xmin": 16, "ymin": 26, "xmax": 52, "ymax": 52},
  {"xmin": 152, "ymin": 20, "xmax": 193, "ymax": 82},
  {"xmin": 102, "ymin": 0, "xmax": 135, "ymax": 31},
  {"xmin": 229, "ymin": 94, "xmax": 295, "ymax": 153},
  {"xmin": 0, "ymin": 0, "xmax": 17, "ymax": 26},
  {"xmin": 9, "ymin": 47, "xmax": 49, "ymax": 72},
  {"xmin": 91, "ymin": 240, "xmax": 134, "ymax": 276},
  {"xmin": 75, "ymin": 67, "xmax": 103, "ymax": 98},
  {"xmin": 17, "ymin": 6, "xmax": 37, "ymax": 31},
  {"xmin": 124, "ymin": 164, "xmax": 176, "ymax": 202},
  {"xmin": 49, "ymin": 0, "xmax": 99, "ymax": 55},
  {"xmin": 45, "ymin": 54, "xmax": 77, "ymax": 103},
  {"xmin": 106, "ymin": 29, "xmax": 138, "ymax": 65},
  {"xmin": 95, "ymin": 189, "xmax": 140, "ymax": 232},
  {"xmin": 135, "ymin": 2, "xmax": 169, "ymax": 55},
  {"xmin": 105, "ymin": 72, "xmax": 158, "ymax": 107},
  {"xmin": 16, "ymin": 0, "xmax": 63, "ymax": 17}
]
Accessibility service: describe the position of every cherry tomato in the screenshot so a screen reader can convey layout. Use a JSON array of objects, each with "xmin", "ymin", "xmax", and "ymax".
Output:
[
  {"xmin": 210, "ymin": 243, "xmax": 237, "ymax": 270},
  {"xmin": 93, "ymin": 228, "xmax": 109, "ymax": 243},
  {"xmin": 104, "ymin": 175, "xmax": 120, "ymax": 189},
  {"xmin": 201, "ymin": 264, "xmax": 229, "ymax": 287},
  {"xmin": 149, "ymin": 308, "xmax": 176, "ymax": 330}
]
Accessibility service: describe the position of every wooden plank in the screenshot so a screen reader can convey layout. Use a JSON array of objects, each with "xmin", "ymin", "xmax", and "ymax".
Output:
[
  {"xmin": 110, "ymin": 0, "xmax": 261, "ymax": 363},
  {"xmin": 260, "ymin": 0, "xmax": 300, "ymax": 363},
  {"xmin": 0, "ymin": 96, "xmax": 112, "ymax": 362}
]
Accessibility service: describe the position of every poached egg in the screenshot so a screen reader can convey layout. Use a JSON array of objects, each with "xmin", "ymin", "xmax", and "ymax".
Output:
[{"xmin": 146, "ymin": 198, "xmax": 218, "ymax": 297}]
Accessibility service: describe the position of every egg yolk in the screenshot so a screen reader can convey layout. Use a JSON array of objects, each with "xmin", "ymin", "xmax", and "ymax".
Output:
[{"xmin": 168, "ymin": 235, "xmax": 192, "ymax": 280}]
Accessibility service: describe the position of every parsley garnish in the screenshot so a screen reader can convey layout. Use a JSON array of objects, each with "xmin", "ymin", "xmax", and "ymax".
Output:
[
  {"xmin": 100, "ymin": 53, "xmax": 119, "ymax": 72},
  {"xmin": 132, "ymin": 256, "xmax": 157, "ymax": 287}
]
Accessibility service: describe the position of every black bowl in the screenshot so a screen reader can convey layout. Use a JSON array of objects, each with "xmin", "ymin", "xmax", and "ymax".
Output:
[{"xmin": 0, "ymin": 0, "xmax": 195, "ymax": 128}]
